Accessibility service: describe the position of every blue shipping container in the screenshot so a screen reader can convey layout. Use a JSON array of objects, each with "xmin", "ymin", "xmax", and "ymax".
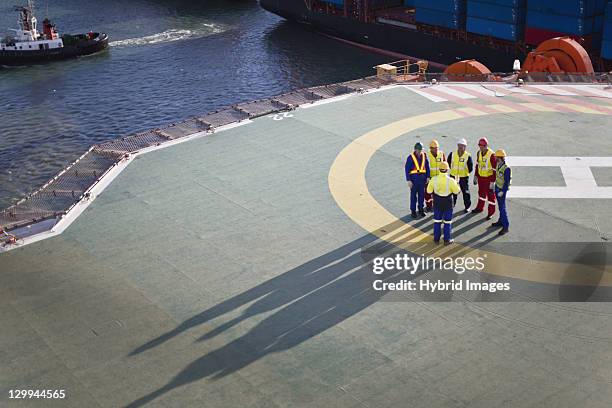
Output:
[
  {"xmin": 527, "ymin": 0, "xmax": 597, "ymax": 17},
  {"xmin": 467, "ymin": 1, "xmax": 525, "ymax": 24},
  {"xmin": 594, "ymin": 13, "xmax": 604, "ymax": 32},
  {"xmin": 604, "ymin": 20, "xmax": 612, "ymax": 40},
  {"xmin": 595, "ymin": 0, "xmax": 607, "ymax": 14},
  {"xmin": 414, "ymin": 0, "xmax": 466, "ymax": 13},
  {"xmin": 527, "ymin": 10, "xmax": 594, "ymax": 35},
  {"xmin": 475, "ymin": 0, "xmax": 525, "ymax": 6},
  {"xmin": 467, "ymin": 16, "xmax": 523, "ymax": 40},
  {"xmin": 415, "ymin": 7, "xmax": 466, "ymax": 28},
  {"xmin": 601, "ymin": 39, "xmax": 612, "ymax": 58}
]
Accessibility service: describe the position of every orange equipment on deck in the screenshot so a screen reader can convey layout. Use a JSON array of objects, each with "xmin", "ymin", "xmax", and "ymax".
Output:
[
  {"xmin": 444, "ymin": 59, "xmax": 492, "ymax": 81},
  {"xmin": 444, "ymin": 59, "xmax": 492, "ymax": 75},
  {"xmin": 522, "ymin": 37, "xmax": 594, "ymax": 74}
]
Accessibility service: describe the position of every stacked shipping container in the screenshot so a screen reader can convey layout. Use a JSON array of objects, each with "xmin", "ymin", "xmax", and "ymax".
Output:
[
  {"xmin": 320, "ymin": 0, "xmax": 612, "ymax": 60},
  {"xmin": 525, "ymin": 0, "xmax": 606, "ymax": 44},
  {"xmin": 603, "ymin": 1, "xmax": 612, "ymax": 59},
  {"xmin": 414, "ymin": 0, "xmax": 467, "ymax": 29},
  {"xmin": 322, "ymin": 0, "xmax": 344, "ymax": 6},
  {"xmin": 466, "ymin": 0, "xmax": 526, "ymax": 41}
]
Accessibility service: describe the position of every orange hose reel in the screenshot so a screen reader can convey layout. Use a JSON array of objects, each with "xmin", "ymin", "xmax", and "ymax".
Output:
[{"xmin": 522, "ymin": 37, "xmax": 594, "ymax": 74}]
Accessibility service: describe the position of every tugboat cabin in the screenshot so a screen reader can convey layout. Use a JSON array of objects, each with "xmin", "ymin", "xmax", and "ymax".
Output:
[{"xmin": 0, "ymin": 2, "xmax": 63, "ymax": 52}]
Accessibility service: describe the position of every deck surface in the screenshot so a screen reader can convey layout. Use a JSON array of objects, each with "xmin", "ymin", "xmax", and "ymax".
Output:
[{"xmin": 2, "ymin": 83, "xmax": 612, "ymax": 407}]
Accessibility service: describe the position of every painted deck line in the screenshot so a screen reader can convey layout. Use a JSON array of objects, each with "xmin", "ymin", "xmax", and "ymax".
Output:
[
  {"xmin": 555, "ymin": 102, "xmax": 609, "ymax": 115},
  {"xmin": 420, "ymin": 86, "xmax": 501, "ymax": 114},
  {"xmin": 299, "ymin": 93, "xmax": 354, "ymax": 109},
  {"xmin": 451, "ymin": 83, "xmax": 508, "ymax": 97},
  {"xmin": 487, "ymin": 104, "xmax": 520, "ymax": 113},
  {"xmin": 430, "ymin": 85, "xmax": 477, "ymax": 99},
  {"xmin": 526, "ymin": 85, "xmax": 578, "ymax": 96},
  {"xmin": 403, "ymin": 86, "xmax": 448, "ymax": 102},
  {"xmin": 487, "ymin": 84, "xmax": 540, "ymax": 95},
  {"xmin": 497, "ymin": 92, "xmax": 578, "ymax": 113},
  {"xmin": 510, "ymin": 186, "xmax": 612, "ymax": 199},
  {"xmin": 522, "ymin": 90, "xmax": 612, "ymax": 115},
  {"xmin": 562, "ymin": 85, "xmax": 612, "ymax": 99},
  {"xmin": 508, "ymin": 156, "xmax": 612, "ymax": 167},
  {"xmin": 518, "ymin": 102, "xmax": 559, "ymax": 112},
  {"xmin": 429, "ymin": 87, "xmax": 526, "ymax": 116},
  {"xmin": 455, "ymin": 107, "xmax": 489, "ymax": 116},
  {"xmin": 444, "ymin": 85, "xmax": 533, "ymax": 113}
]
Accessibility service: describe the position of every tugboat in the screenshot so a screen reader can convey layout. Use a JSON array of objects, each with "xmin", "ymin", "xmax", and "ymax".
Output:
[{"xmin": 0, "ymin": 1, "xmax": 108, "ymax": 66}]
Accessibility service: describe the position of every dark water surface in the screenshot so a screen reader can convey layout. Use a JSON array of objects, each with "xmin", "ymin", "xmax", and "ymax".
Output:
[{"xmin": 0, "ymin": 0, "xmax": 387, "ymax": 208}]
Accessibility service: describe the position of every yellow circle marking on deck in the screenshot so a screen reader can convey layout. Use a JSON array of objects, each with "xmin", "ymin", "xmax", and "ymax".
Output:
[{"xmin": 328, "ymin": 109, "xmax": 612, "ymax": 286}]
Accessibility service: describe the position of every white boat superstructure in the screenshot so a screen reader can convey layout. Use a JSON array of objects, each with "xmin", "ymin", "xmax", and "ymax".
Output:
[{"xmin": 0, "ymin": 1, "xmax": 63, "ymax": 52}]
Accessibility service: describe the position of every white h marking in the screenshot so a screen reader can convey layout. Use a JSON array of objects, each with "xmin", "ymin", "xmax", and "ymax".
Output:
[{"xmin": 507, "ymin": 157, "xmax": 612, "ymax": 199}]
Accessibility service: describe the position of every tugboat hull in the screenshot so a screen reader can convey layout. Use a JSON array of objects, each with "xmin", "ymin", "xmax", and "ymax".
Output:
[{"xmin": 0, "ymin": 33, "xmax": 109, "ymax": 66}]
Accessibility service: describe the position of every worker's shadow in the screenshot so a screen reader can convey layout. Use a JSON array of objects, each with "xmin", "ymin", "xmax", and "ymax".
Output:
[
  {"xmin": 124, "ymin": 206, "xmax": 509, "ymax": 408},
  {"xmin": 125, "ymin": 215, "xmax": 429, "ymax": 407}
]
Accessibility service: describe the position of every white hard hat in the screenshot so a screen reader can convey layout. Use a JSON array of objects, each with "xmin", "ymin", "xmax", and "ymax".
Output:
[{"xmin": 457, "ymin": 138, "xmax": 467, "ymax": 146}]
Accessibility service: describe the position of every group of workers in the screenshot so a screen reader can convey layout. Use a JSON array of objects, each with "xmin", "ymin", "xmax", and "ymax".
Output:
[{"xmin": 405, "ymin": 137, "xmax": 511, "ymax": 245}]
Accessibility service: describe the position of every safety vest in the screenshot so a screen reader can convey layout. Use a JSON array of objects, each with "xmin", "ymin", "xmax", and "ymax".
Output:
[
  {"xmin": 409, "ymin": 153, "xmax": 427, "ymax": 174},
  {"xmin": 432, "ymin": 175, "xmax": 451, "ymax": 196},
  {"xmin": 428, "ymin": 151, "xmax": 445, "ymax": 177},
  {"xmin": 495, "ymin": 163, "xmax": 512, "ymax": 190},
  {"xmin": 477, "ymin": 148, "xmax": 494, "ymax": 177},
  {"xmin": 450, "ymin": 150, "xmax": 470, "ymax": 178}
]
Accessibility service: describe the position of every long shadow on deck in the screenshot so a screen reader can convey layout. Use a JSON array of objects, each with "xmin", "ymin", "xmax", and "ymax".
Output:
[{"xmin": 125, "ymin": 215, "xmax": 499, "ymax": 407}]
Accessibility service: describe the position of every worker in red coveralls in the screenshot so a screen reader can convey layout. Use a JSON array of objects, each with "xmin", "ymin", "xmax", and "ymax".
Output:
[{"xmin": 471, "ymin": 137, "xmax": 497, "ymax": 220}]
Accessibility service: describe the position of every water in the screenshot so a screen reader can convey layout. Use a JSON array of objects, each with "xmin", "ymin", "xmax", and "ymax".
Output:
[{"xmin": 0, "ymin": 0, "xmax": 387, "ymax": 209}]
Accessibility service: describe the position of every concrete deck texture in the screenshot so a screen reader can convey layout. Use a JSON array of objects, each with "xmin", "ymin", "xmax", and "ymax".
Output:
[{"xmin": 1, "ymin": 83, "xmax": 612, "ymax": 407}]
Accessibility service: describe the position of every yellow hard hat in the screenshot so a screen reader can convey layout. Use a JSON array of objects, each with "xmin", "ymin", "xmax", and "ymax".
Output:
[
  {"xmin": 430, "ymin": 139, "xmax": 440, "ymax": 148},
  {"xmin": 439, "ymin": 162, "xmax": 449, "ymax": 172},
  {"xmin": 495, "ymin": 149, "xmax": 507, "ymax": 158}
]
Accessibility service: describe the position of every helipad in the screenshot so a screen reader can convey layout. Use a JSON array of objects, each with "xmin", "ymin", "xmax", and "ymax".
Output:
[{"xmin": 1, "ymin": 82, "xmax": 612, "ymax": 407}]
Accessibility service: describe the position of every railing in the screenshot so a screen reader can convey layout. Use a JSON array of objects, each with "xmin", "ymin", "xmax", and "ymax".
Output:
[
  {"xmin": 0, "ymin": 74, "xmax": 400, "ymax": 239},
  {"xmin": 375, "ymin": 60, "xmax": 612, "ymax": 84}
]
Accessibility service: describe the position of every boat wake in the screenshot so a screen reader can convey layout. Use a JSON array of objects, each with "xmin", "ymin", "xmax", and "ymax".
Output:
[{"xmin": 109, "ymin": 23, "xmax": 225, "ymax": 47}]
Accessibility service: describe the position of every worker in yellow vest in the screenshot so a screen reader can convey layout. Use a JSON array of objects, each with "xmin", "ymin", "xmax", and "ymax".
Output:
[
  {"xmin": 491, "ymin": 149, "xmax": 512, "ymax": 235},
  {"xmin": 424, "ymin": 139, "xmax": 446, "ymax": 212},
  {"xmin": 472, "ymin": 137, "xmax": 497, "ymax": 219},
  {"xmin": 446, "ymin": 138, "xmax": 473, "ymax": 214},
  {"xmin": 426, "ymin": 161, "xmax": 460, "ymax": 245},
  {"xmin": 405, "ymin": 142, "xmax": 430, "ymax": 218}
]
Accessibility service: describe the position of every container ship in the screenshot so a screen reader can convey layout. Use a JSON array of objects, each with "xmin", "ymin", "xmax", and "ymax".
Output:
[{"xmin": 260, "ymin": 0, "xmax": 612, "ymax": 72}]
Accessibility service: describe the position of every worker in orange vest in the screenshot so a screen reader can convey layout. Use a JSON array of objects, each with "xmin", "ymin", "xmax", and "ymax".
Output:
[
  {"xmin": 405, "ymin": 142, "xmax": 430, "ymax": 218},
  {"xmin": 424, "ymin": 139, "xmax": 446, "ymax": 212},
  {"xmin": 472, "ymin": 137, "xmax": 497, "ymax": 219}
]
